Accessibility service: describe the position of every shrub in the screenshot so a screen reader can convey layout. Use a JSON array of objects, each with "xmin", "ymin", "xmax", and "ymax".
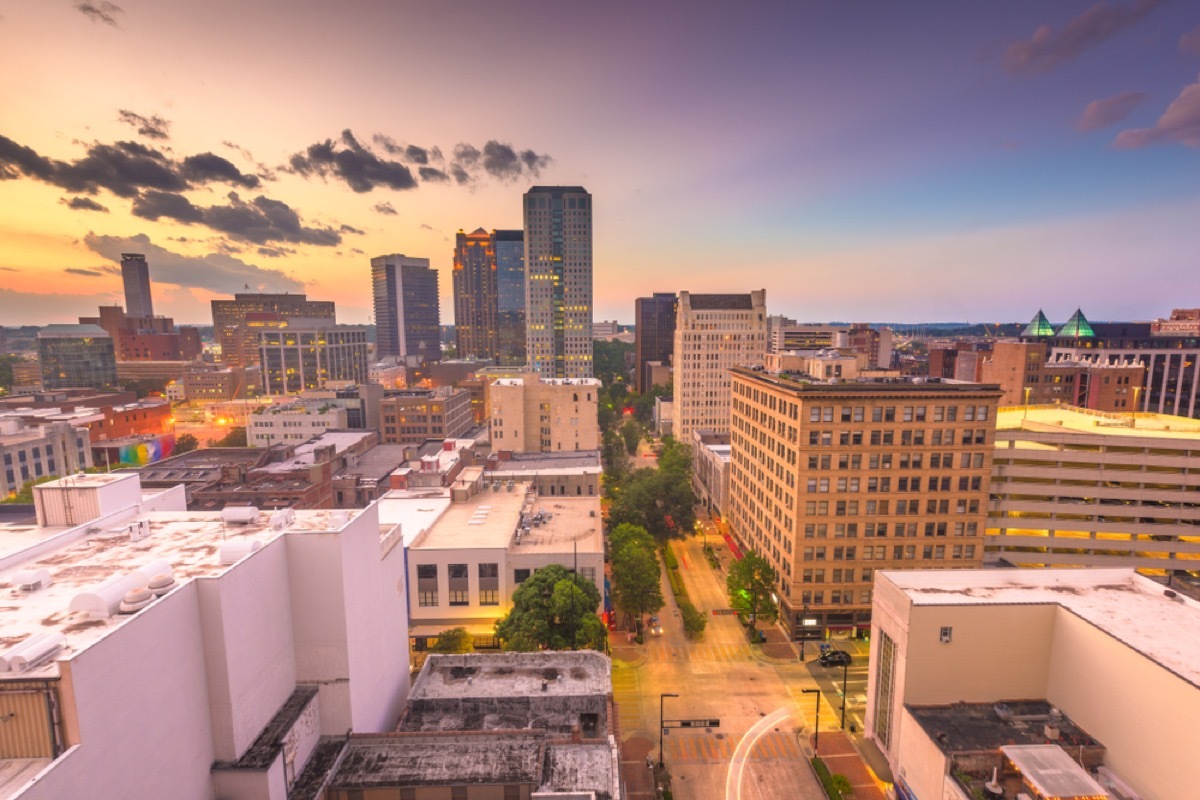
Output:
[
  {"xmin": 679, "ymin": 599, "xmax": 707, "ymax": 640},
  {"xmin": 811, "ymin": 757, "xmax": 843, "ymax": 800}
]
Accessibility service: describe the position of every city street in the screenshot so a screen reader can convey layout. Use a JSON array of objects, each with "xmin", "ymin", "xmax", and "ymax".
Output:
[{"xmin": 612, "ymin": 524, "xmax": 877, "ymax": 800}]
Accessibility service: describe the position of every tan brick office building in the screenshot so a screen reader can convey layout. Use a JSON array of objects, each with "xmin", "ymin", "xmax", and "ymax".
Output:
[{"xmin": 728, "ymin": 367, "xmax": 1002, "ymax": 639}]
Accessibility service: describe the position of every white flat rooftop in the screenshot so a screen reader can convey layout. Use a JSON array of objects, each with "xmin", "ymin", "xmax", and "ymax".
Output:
[
  {"xmin": 377, "ymin": 490, "xmax": 454, "ymax": 548},
  {"xmin": 883, "ymin": 568, "xmax": 1200, "ymax": 689},
  {"xmin": 0, "ymin": 508, "xmax": 363, "ymax": 677}
]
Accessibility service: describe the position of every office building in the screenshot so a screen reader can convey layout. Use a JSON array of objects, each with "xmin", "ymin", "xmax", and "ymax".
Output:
[
  {"xmin": 211, "ymin": 293, "xmax": 336, "ymax": 368},
  {"xmin": 1022, "ymin": 307, "xmax": 1200, "ymax": 418},
  {"xmin": 867, "ymin": 568, "xmax": 1200, "ymax": 800},
  {"xmin": 848, "ymin": 324, "xmax": 894, "ymax": 370},
  {"xmin": 671, "ymin": 291, "xmax": 767, "ymax": 442},
  {"xmin": 489, "ymin": 372, "xmax": 600, "ymax": 454},
  {"xmin": 320, "ymin": 651, "xmax": 618, "ymax": 800},
  {"xmin": 483, "ymin": 449, "xmax": 602, "ymax": 499},
  {"xmin": 0, "ymin": 472, "xmax": 411, "ymax": 800},
  {"xmin": 692, "ymin": 429, "xmax": 731, "ymax": 519},
  {"xmin": 765, "ymin": 314, "xmax": 798, "ymax": 353},
  {"xmin": 728, "ymin": 367, "xmax": 1001, "ymax": 638},
  {"xmin": 36, "ymin": 324, "xmax": 118, "ymax": 391},
  {"xmin": 258, "ymin": 320, "xmax": 369, "ymax": 395},
  {"xmin": 494, "ymin": 229, "xmax": 527, "ymax": 367},
  {"xmin": 181, "ymin": 364, "xmax": 262, "ymax": 402},
  {"xmin": 120, "ymin": 252, "xmax": 153, "ymax": 318},
  {"xmin": 247, "ymin": 399, "xmax": 350, "ymax": 446},
  {"xmin": 1, "ymin": 417, "xmax": 92, "ymax": 496},
  {"xmin": 523, "ymin": 186, "xmax": 593, "ymax": 379},
  {"xmin": 379, "ymin": 387, "xmax": 474, "ymax": 445},
  {"xmin": 927, "ymin": 340, "xmax": 992, "ymax": 382},
  {"xmin": 771, "ymin": 323, "xmax": 849, "ymax": 354},
  {"xmin": 371, "ymin": 254, "xmax": 441, "ymax": 366},
  {"xmin": 79, "ymin": 305, "xmax": 202, "ymax": 363},
  {"xmin": 979, "ymin": 339, "xmax": 1145, "ymax": 411},
  {"xmin": 634, "ymin": 292, "xmax": 677, "ymax": 393},
  {"xmin": 987, "ymin": 404, "xmax": 1200, "ymax": 571},
  {"xmin": 452, "ymin": 228, "xmax": 498, "ymax": 361}
]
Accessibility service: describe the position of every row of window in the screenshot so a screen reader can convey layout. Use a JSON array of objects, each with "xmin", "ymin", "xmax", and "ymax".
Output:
[
  {"xmin": 807, "ymin": 451, "xmax": 986, "ymax": 471},
  {"xmin": 802, "ymin": 520, "xmax": 980, "ymax": 539},
  {"xmin": 806, "ymin": 404, "xmax": 991, "ymax": 424}
]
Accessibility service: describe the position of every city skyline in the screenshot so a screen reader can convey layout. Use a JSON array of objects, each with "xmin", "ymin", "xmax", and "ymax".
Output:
[{"xmin": 2, "ymin": 1, "xmax": 1199, "ymax": 327}]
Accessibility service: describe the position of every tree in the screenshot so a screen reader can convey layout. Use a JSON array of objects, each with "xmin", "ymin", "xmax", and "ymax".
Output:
[
  {"xmin": 609, "ymin": 524, "xmax": 664, "ymax": 628},
  {"xmin": 431, "ymin": 627, "xmax": 475, "ymax": 654},
  {"xmin": 607, "ymin": 460, "xmax": 697, "ymax": 541},
  {"xmin": 210, "ymin": 426, "xmax": 247, "ymax": 447},
  {"xmin": 620, "ymin": 419, "xmax": 641, "ymax": 455},
  {"xmin": 727, "ymin": 551, "xmax": 779, "ymax": 637},
  {"xmin": 495, "ymin": 564, "xmax": 605, "ymax": 652},
  {"xmin": 174, "ymin": 433, "xmax": 200, "ymax": 454},
  {"xmin": 2, "ymin": 476, "xmax": 56, "ymax": 504},
  {"xmin": 593, "ymin": 340, "xmax": 633, "ymax": 385}
]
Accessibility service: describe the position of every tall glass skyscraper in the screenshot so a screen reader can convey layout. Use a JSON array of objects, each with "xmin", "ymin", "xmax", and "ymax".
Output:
[
  {"xmin": 493, "ymin": 229, "xmax": 525, "ymax": 366},
  {"xmin": 452, "ymin": 229, "xmax": 498, "ymax": 360},
  {"xmin": 37, "ymin": 324, "xmax": 118, "ymax": 391},
  {"xmin": 523, "ymin": 186, "xmax": 592, "ymax": 379},
  {"xmin": 371, "ymin": 254, "xmax": 441, "ymax": 365}
]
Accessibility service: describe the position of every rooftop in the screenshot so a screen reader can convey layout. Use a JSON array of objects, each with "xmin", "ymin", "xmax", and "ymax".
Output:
[
  {"xmin": 253, "ymin": 431, "xmax": 373, "ymax": 474},
  {"xmin": 332, "ymin": 736, "xmax": 544, "ymax": 787},
  {"xmin": 996, "ymin": 405, "xmax": 1200, "ymax": 440},
  {"xmin": 1003, "ymin": 745, "xmax": 1109, "ymax": 799},
  {"xmin": 733, "ymin": 367, "xmax": 1003, "ymax": 396},
  {"xmin": 408, "ymin": 652, "xmax": 610, "ymax": 702},
  {"xmin": 486, "ymin": 451, "xmax": 602, "ymax": 476},
  {"xmin": 684, "ymin": 293, "xmax": 756, "ymax": 310},
  {"xmin": 335, "ymin": 445, "xmax": 408, "ymax": 479},
  {"xmin": 376, "ymin": 489, "xmax": 454, "ymax": 548},
  {"xmin": 883, "ymin": 568, "xmax": 1200, "ymax": 689},
  {"xmin": 907, "ymin": 700, "xmax": 1100, "ymax": 755},
  {"xmin": 37, "ymin": 324, "xmax": 110, "ymax": 339}
]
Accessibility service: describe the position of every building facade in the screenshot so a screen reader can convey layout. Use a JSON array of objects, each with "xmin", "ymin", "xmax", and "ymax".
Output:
[
  {"xmin": 691, "ymin": 429, "xmax": 731, "ymax": 519},
  {"xmin": 523, "ymin": 186, "xmax": 593, "ymax": 379},
  {"xmin": 37, "ymin": 325, "xmax": 118, "ymax": 391},
  {"xmin": 671, "ymin": 291, "xmax": 767, "ymax": 442},
  {"xmin": 1, "ymin": 417, "xmax": 92, "ymax": 496},
  {"xmin": 120, "ymin": 252, "xmax": 154, "ymax": 318},
  {"xmin": 488, "ymin": 372, "xmax": 600, "ymax": 454},
  {"xmin": 452, "ymin": 228, "xmax": 498, "ymax": 361},
  {"xmin": 979, "ymin": 339, "xmax": 1145, "ymax": 411},
  {"xmin": 493, "ymin": 229, "xmax": 526, "ymax": 367},
  {"xmin": 371, "ymin": 254, "xmax": 441, "ymax": 365},
  {"xmin": 634, "ymin": 292, "xmax": 677, "ymax": 393},
  {"xmin": 211, "ymin": 293, "xmax": 336, "ymax": 368},
  {"xmin": 728, "ymin": 367, "xmax": 1001, "ymax": 638},
  {"xmin": 379, "ymin": 388, "xmax": 474, "ymax": 445},
  {"xmin": 258, "ymin": 321, "xmax": 369, "ymax": 395},
  {"xmin": 247, "ymin": 400, "xmax": 350, "ymax": 446}
]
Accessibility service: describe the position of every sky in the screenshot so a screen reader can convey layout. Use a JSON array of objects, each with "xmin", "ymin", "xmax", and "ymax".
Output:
[{"xmin": 1, "ymin": 0, "xmax": 1198, "ymax": 327}]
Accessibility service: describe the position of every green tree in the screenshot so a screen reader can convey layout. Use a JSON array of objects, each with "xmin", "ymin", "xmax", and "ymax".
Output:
[
  {"xmin": 209, "ymin": 426, "xmax": 248, "ymax": 447},
  {"xmin": 174, "ymin": 433, "xmax": 200, "ymax": 454},
  {"xmin": 727, "ymin": 550, "xmax": 779, "ymax": 636},
  {"xmin": 495, "ymin": 564, "xmax": 605, "ymax": 652},
  {"xmin": 620, "ymin": 419, "xmax": 641, "ymax": 455},
  {"xmin": 607, "ymin": 455, "xmax": 697, "ymax": 541},
  {"xmin": 609, "ymin": 524, "xmax": 664, "ymax": 628},
  {"xmin": 431, "ymin": 627, "xmax": 475, "ymax": 654},
  {"xmin": 632, "ymin": 382, "xmax": 671, "ymax": 425},
  {"xmin": 2, "ymin": 476, "xmax": 56, "ymax": 504},
  {"xmin": 593, "ymin": 340, "xmax": 633, "ymax": 385}
]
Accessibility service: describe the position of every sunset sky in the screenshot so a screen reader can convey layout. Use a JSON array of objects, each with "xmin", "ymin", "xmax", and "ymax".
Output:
[{"xmin": 2, "ymin": 1, "xmax": 1199, "ymax": 327}]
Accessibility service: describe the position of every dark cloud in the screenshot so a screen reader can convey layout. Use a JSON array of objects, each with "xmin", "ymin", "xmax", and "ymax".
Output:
[
  {"xmin": 1182, "ymin": 25, "xmax": 1200, "ymax": 56},
  {"xmin": 1077, "ymin": 91, "xmax": 1147, "ymax": 131},
  {"xmin": 181, "ymin": 152, "xmax": 260, "ymax": 189},
  {"xmin": 429, "ymin": 146, "xmax": 444, "ymax": 164},
  {"xmin": 481, "ymin": 141, "xmax": 526, "ymax": 180},
  {"xmin": 372, "ymin": 134, "xmax": 403, "ymax": 155},
  {"xmin": 453, "ymin": 143, "xmax": 481, "ymax": 168},
  {"xmin": 1004, "ymin": 0, "xmax": 1163, "ymax": 75},
  {"xmin": 520, "ymin": 149, "xmax": 551, "ymax": 175},
  {"xmin": 131, "ymin": 190, "xmax": 341, "ymax": 246},
  {"xmin": 117, "ymin": 110, "xmax": 170, "ymax": 140},
  {"xmin": 65, "ymin": 267, "xmax": 107, "ymax": 277},
  {"xmin": 286, "ymin": 129, "xmax": 418, "ymax": 193},
  {"xmin": 221, "ymin": 140, "xmax": 276, "ymax": 181},
  {"xmin": 405, "ymin": 145, "xmax": 428, "ymax": 165},
  {"xmin": 256, "ymin": 245, "xmax": 295, "ymax": 258},
  {"xmin": 84, "ymin": 232, "xmax": 306, "ymax": 294},
  {"xmin": 131, "ymin": 190, "xmax": 204, "ymax": 222},
  {"xmin": 76, "ymin": 1, "xmax": 122, "ymax": 26},
  {"xmin": 1115, "ymin": 75, "xmax": 1200, "ymax": 148},
  {"xmin": 450, "ymin": 164, "xmax": 471, "ymax": 185},
  {"xmin": 351, "ymin": 248, "xmax": 365, "ymax": 255},
  {"xmin": 339, "ymin": 224, "xmax": 365, "ymax": 235},
  {"xmin": 373, "ymin": 202, "xmax": 398, "ymax": 215},
  {"xmin": 0, "ymin": 268, "xmax": 18, "ymax": 272},
  {"xmin": 419, "ymin": 223, "xmax": 434, "ymax": 231},
  {"xmin": 63, "ymin": 196, "xmax": 109, "ymax": 212},
  {"xmin": 419, "ymin": 166, "xmax": 449, "ymax": 182}
]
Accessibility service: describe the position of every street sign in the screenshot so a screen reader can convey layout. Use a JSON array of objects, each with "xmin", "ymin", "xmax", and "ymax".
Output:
[
  {"xmin": 711, "ymin": 608, "xmax": 737, "ymax": 616},
  {"xmin": 663, "ymin": 718, "xmax": 720, "ymax": 728}
]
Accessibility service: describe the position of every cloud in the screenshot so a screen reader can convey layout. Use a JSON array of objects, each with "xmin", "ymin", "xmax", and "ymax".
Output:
[
  {"xmin": 339, "ymin": 224, "xmax": 365, "ymax": 235},
  {"xmin": 256, "ymin": 245, "xmax": 295, "ymax": 258},
  {"xmin": 131, "ymin": 190, "xmax": 204, "ymax": 222},
  {"xmin": 117, "ymin": 109, "xmax": 170, "ymax": 140},
  {"xmin": 405, "ymin": 145, "xmax": 428, "ymax": 165},
  {"xmin": 419, "ymin": 223, "xmax": 433, "ymax": 231},
  {"xmin": 65, "ymin": 267, "xmax": 107, "ymax": 277},
  {"xmin": 1115, "ymin": 74, "xmax": 1200, "ymax": 148},
  {"xmin": 1077, "ymin": 91, "xmax": 1147, "ymax": 131},
  {"xmin": 453, "ymin": 143, "xmax": 481, "ymax": 168},
  {"xmin": 373, "ymin": 202, "xmax": 397, "ymax": 215},
  {"xmin": 1182, "ymin": 24, "xmax": 1200, "ymax": 56},
  {"xmin": 419, "ymin": 166, "xmax": 449, "ymax": 182},
  {"xmin": 285, "ymin": 129, "xmax": 417, "ymax": 192},
  {"xmin": 62, "ymin": 196, "xmax": 109, "ymax": 212},
  {"xmin": 221, "ymin": 140, "xmax": 276, "ymax": 181},
  {"xmin": 520, "ymin": 148, "xmax": 552, "ymax": 175},
  {"xmin": 351, "ymin": 248, "xmax": 365, "ymax": 255},
  {"xmin": 1003, "ymin": 0, "xmax": 1163, "ymax": 75},
  {"xmin": 131, "ymin": 190, "xmax": 342, "ymax": 246},
  {"xmin": 75, "ymin": 1, "xmax": 122, "ymax": 26},
  {"xmin": 84, "ymin": 232, "xmax": 305, "ymax": 294},
  {"xmin": 180, "ymin": 152, "xmax": 260, "ymax": 189}
]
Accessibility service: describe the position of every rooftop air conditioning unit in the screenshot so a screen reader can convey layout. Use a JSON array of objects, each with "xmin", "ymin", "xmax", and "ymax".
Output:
[{"xmin": 221, "ymin": 506, "xmax": 260, "ymax": 525}]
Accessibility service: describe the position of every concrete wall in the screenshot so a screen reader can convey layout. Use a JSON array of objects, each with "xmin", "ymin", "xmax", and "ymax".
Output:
[
  {"xmin": 407, "ymin": 546, "xmax": 511, "ymax": 626},
  {"xmin": 28, "ymin": 583, "xmax": 215, "ymax": 800},
  {"xmin": 895, "ymin": 707, "xmax": 949, "ymax": 800},
  {"xmin": 1046, "ymin": 610, "xmax": 1197, "ymax": 800},
  {"xmin": 197, "ymin": 539, "xmax": 297, "ymax": 761}
]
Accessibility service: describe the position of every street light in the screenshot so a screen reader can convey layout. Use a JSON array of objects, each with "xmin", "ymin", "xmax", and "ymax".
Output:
[
  {"xmin": 659, "ymin": 693, "xmax": 679, "ymax": 768},
  {"xmin": 798, "ymin": 604, "xmax": 810, "ymax": 662},
  {"xmin": 1022, "ymin": 386, "xmax": 1032, "ymax": 421},
  {"xmin": 840, "ymin": 661, "xmax": 849, "ymax": 730},
  {"xmin": 802, "ymin": 688, "xmax": 821, "ymax": 755}
]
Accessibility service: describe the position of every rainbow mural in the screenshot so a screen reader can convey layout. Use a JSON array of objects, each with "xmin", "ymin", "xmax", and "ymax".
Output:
[{"xmin": 96, "ymin": 434, "xmax": 176, "ymax": 467}]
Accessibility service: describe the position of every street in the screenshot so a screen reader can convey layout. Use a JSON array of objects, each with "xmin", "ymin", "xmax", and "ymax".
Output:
[{"xmin": 612, "ymin": 524, "xmax": 877, "ymax": 800}]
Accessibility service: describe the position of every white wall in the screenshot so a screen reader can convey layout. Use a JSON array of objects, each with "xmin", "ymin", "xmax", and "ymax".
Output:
[{"xmin": 895, "ymin": 707, "xmax": 949, "ymax": 800}]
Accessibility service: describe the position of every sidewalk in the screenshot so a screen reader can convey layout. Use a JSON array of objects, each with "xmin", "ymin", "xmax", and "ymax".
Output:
[{"xmin": 815, "ymin": 731, "xmax": 887, "ymax": 800}]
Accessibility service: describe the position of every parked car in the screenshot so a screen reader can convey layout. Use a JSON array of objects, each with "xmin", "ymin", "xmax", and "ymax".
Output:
[
  {"xmin": 649, "ymin": 615, "xmax": 663, "ymax": 636},
  {"xmin": 818, "ymin": 649, "xmax": 852, "ymax": 667}
]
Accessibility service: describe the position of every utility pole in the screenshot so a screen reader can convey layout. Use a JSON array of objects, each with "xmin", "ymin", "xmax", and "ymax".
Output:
[
  {"xmin": 659, "ymin": 693, "xmax": 678, "ymax": 768},
  {"xmin": 802, "ymin": 688, "xmax": 821, "ymax": 755},
  {"xmin": 840, "ymin": 661, "xmax": 849, "ymax": 730}
]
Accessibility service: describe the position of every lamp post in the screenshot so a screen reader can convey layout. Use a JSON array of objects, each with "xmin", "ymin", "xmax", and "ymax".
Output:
[
  {"xmin": 1022, "ymin": 386, "xmax": 1032, "ymax": 421},
  {"xmin": 1131, "ymin": 385, "xmax": 1142, "ymax": 426},
  {"xmin": 798, "ymin": 604, "xmax": 809, "ymax": 662},
  {"xmin": 659, "ymin": 693, "xmax": 678, "ymax": 768},
  {"xmin": 802, "ymin": 688, "xmax": 821, "ymax": 755},
  {"xmin": 840, "ymin": 661, "xmax": 849, "ymax": 730}
]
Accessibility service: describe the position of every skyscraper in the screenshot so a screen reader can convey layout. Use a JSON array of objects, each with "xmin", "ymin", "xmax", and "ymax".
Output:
[
  {"xmin": 121, "ymin": 253, "xmax": 153, "ymax": 318},
  {"xmin": 523, "ymin": 186, "xmax": 592, "ymax": 379},
  {"xmin": 211, "ymin": 293, "xmax": 336, "ymax": 368},
  {"xmin": 371, "ymin": 254, "xmax": 441, "ymax": 365},
  {"xmin": 494, "ymin": 229, "xmax": 526, "ymax": 367},
  {"xmin": 634, "ymin": 292, "xmax": 677, "ymax": 393},
  {"xmin": 452, "ymin": 229, "xmax": 498, "ymax": 361}
]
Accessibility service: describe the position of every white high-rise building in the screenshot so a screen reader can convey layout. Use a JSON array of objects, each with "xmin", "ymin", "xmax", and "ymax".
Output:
[
  {"xmin": 523, "ymin": 186, "xmax": 592, "ymax": 379},
  {"xmin": 672, "ymin": 290, "xmax": 767, "ymax": 441}
]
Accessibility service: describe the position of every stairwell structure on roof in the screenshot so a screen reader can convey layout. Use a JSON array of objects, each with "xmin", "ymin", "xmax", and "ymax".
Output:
[{"xmin": 1055, "ymin": 308, "xmax": 1096, "ymax": 338}]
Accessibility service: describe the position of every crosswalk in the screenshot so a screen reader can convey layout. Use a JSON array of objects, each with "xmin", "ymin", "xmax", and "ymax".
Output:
[
  {"xmin": 643, "ymin": 643, "xmax": 751, "ymax": 663},
  {"xmin": 611, "ymin": 666, "xmax": 646, "ymax": 734},
  {"xmin": 663, "ymin": 731, "xmax": 802, "ymax": 763}
]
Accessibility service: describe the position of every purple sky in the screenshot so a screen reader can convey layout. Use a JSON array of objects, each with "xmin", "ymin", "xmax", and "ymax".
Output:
[{"xmin": 1, "ymin": 0, "xmax": 1199, "ymax": 326}]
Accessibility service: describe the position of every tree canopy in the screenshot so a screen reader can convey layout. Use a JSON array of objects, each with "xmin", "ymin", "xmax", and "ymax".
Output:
[
  {"xmin": 609, "ymin": 523, "xmax": 664, "ymax": 626},
  {"xmin": 726, "ymin": 550, "xmax": 780, "ymax": 629},
  {"xmin": 430, "ymin": 627, "xmax": 475, "ymax": 654},
  {"xmin": 495, "ymin": 564, "xmax": 606, "ymax": 652},
  {"xmin": 607, "ymin": 437, "xmax": 696, "ymax": 539},
  {"xmin": 175, "ymin": 433, "xmax": 200, "ymax": 454}
]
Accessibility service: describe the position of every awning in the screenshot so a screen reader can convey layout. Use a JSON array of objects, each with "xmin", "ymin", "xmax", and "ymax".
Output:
[
  {"xmin": 858, "ymin": 737, "xmax": 896, "ymax": 784},
  {"xmin": 722, "ymin": 532, "xmax": 744, "ymax": 560},
  {"xmin": 409, "ymin": 623, "xmax": 498, "ymax": 638}
]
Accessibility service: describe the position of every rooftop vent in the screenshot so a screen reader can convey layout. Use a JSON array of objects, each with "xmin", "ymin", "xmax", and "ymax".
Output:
[
  {"xmin": 221, "ymin": 506, "xmax": 260, "ymax": 525},
  {"xmin": 118, "ymin": 587, "xmax": 154, "ymax": 615},
  {"xmin": 219, "ymin": 539, "xmax": 262, "ymax": 565},
  {"xmin": 0, "ymin": 633, "xmax": 66, "ymax": 673},
  {"xmin": 10, "ymin": 569, "xmax": 51, "ymax": 593},
  {"xmin": 269, "ymin": 508, "xmax": 296, "ymax": 531}
]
